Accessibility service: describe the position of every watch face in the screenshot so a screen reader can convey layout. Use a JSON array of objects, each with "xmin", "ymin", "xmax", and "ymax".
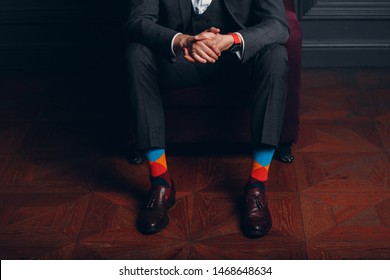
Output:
[{"xmin": 229, "ymin": 44, "xmax": 241, "ymax": 53}]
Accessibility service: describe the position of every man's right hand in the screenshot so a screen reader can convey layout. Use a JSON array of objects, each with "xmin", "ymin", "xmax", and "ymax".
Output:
[{"xmin": 173, "ymin": 31, "xmax": 221, "ymax": 64}]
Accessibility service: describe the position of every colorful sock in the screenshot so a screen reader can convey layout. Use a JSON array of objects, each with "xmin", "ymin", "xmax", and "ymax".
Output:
[
  {"xmin": 145, "ymin": 149, "xmax": 172, "ymax": 197},
  {"xmin": 247, "ymin": 147, "xmax": 275, "ymax": 191}
]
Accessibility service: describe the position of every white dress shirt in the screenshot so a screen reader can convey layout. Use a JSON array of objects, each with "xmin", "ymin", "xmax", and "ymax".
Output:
[{"xmin": 192, "ymin": 0, "xmax": 213, "ymax": 14}]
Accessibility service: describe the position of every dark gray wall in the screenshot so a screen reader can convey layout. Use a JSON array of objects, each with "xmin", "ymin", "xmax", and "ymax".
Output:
[
  {"xmin": 0, "ymin": 0, "xmax": 389, "ymax": 69},
  {"xmin": 0, "ymin": 0, "xmax": 129, "ymax": 69},
  {"xmin": 298, "ymin": 0, "xmax": 390, "ymax": 66}
]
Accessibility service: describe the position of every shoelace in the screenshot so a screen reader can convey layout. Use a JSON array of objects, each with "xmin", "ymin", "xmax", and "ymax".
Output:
[
  {"xmin": 254, "ymin": 195, "xmax": 265, "ymax": 211},
  {"xmin": 146, "ymin": 193, "xmax": 156, "ymax": 208}
]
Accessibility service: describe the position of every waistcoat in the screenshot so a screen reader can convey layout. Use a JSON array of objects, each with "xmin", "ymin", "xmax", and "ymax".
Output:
[{"xmin": 188, "ymin": 0, "xmax": 238, "ymax": 35}]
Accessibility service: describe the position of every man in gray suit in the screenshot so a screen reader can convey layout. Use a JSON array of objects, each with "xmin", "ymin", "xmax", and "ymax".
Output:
[{"xmin": 126, "ymin": 0, "xmax": 289, "ymax": 237}]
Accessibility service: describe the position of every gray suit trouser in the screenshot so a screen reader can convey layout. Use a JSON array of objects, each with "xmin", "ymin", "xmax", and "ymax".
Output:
[{"xmin": 126, "ymin": 43, "xmax": 288, "ymax": 151}]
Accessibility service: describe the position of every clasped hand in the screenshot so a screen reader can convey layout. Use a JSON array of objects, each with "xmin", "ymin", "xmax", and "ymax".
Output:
[{"xmin": 173, "ymin": 27, "xmax": 234, "ymax": 64}]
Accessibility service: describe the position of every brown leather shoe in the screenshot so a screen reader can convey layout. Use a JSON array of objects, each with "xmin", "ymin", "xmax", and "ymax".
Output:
[
  {"xmin": 137, "ymin": 183, "xmax": 176, "ymax": 234},
  {"xmin": 242, "ymin": 185, "xmax": 272, "ymax": 237}
]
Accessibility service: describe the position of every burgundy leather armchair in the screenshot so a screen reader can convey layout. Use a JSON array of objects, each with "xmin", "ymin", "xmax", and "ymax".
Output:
[
  {"xmin": 280, "ymin": 0, "xmax": 302, "ymax": 147},
  {"xmin": 130, "ymin": 0, "xmax": 302, "ymax": 164}
]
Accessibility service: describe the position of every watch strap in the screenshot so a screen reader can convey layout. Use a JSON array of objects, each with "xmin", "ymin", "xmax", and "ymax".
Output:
[{"xmin": 228, "ymin": 33, "xmax": 241, "ymax": 45}]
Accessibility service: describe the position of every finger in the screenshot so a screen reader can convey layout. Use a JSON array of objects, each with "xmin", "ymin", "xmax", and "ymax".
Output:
[
  {"xmin": 198, "ymin": 41, "xmax": 219, "ymax": 60},
  {"xmin": 192, "ymin": 53, "xmax": 208, "ymax": 64},
  {"xmin": 210, "ymin": 44, "xmax": 221, "ymax": 56},
  {"xmin": 197, "ymin": 41, "xmax": 221, "ymax": 57},
  {"xmin": 184, "ymin": 48, "xmax": 196, "ymax": 63},
  {"xmin": 208, "ymin": 27, "xmax": 220, "ymax": 34},
  {"xmin": 193, "ymin": 48, "xmax": 217, "ymax": 63},
  {"xmin": 184, "ymin": 54, "xmax": 197, "ymax": 63},
  {"xmin": 195, "ymin": 32, "xmax": 216, "ymax": 40},
  {"xmin": 192, "ymin": 43, "xmax": 218, "ymax": 61}
]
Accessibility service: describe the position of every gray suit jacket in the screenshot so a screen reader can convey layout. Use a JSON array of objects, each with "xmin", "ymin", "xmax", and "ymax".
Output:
[{"xmin": 126, "ymin": 0, "xmax": 289, "ymax": 63}]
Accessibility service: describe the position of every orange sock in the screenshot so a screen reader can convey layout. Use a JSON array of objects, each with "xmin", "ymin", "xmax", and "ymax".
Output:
[
  {"xmin": 145, "ymin": 149, "xmax": 172, "ymax": 193},
  {"xmin": 248, "ymin": 147, "xmax": 275, "ymax": 190}
]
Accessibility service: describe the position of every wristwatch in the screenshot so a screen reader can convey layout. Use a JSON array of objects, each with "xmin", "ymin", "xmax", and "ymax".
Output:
[{"xmin": 228, "ymin": 33, "xmax": 242, "ymax": 53}]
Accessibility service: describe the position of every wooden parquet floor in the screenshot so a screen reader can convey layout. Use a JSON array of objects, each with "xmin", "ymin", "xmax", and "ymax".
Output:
[{"xmin": 0, "ymin": 68, "xmax": 389, "ymax": 259}]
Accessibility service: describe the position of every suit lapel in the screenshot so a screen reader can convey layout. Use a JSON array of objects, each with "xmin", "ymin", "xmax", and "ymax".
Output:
[
  {"xmin": 178, "ymin": 0, "xmax": 192, "ymax": 32},
  {"xmin": 223, "ymin": 0, "xmax": 246, "ymax": 28}
]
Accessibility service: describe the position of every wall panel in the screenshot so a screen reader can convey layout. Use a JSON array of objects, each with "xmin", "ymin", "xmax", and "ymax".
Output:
[{"xmin": 298, "ymin": 0, "xmax": 390, "ymax": 66}]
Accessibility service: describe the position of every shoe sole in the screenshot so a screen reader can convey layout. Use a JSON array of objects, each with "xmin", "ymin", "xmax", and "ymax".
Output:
[
  {"xmin": 242, "ymin": 223, "xmax": 272, "ymax": 238},
  {"xmin": 139, "ymin": 219, "xmax": 169, "ymax": 235}
]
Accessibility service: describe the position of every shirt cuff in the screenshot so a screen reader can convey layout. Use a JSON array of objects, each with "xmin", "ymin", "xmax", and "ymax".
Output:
[
  {"xmin": 171, "ymin": 32, "xmax": 183, "ymax": 59},
  {"xmin": 234, "ymin": 32, "xmax": 245, "ymax": 61}
]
